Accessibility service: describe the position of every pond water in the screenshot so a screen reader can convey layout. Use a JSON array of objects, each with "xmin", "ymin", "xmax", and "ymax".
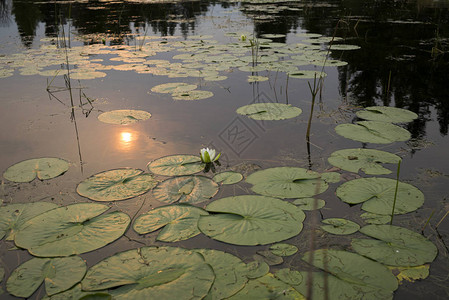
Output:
[{"xmin": 0, "ymin": 0, "xmax": 449, "ymax": 299}]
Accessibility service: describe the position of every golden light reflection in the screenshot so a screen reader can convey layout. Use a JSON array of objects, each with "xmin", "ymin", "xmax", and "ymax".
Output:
[{"xmin": 118, "ymin": 131, "xmax": 135, "ymax": 151}]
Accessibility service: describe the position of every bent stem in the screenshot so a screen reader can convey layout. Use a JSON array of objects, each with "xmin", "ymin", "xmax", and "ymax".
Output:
[{"xmin": 390, "ymin": 159, "xmax": 402, "ymax": 224}]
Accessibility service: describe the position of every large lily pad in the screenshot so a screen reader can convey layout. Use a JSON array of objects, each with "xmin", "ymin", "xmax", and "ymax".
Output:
[
  {"xmin": 77, "ymin": 169, "xmax": 157, "ymax": 201},
  {"xmin": 97, "ymin": 110, "xmax": 151, "ymax": 125},
  {"xmin": 236, "ymin": 103, "xmax": 302, "ymax": 120},
  {"xmin": 81, "ymin": 246, "xmax": 215, "ymax": 300},
  {"xmin": 150, "ymin": 82, "xmax": 197, "ymax": 94},
  {"xmin": 351, "ymin": 225, "xmax": 438, "ymax": 267},
  {"xmin": 335, "ymin": 121, "xmax": 411, "ymax": 144},
  {"xmin": 133, "ymin": 204, "xmax": 208, "ymax": 242},
  {"xmin": 153, "ymin": 175, "xmax": 218, "ymax": 204},
  {"xmin": 6, "ymin": 256, "xmax": 86, "ymax": 297},
  {"xmin": 356, "ymin": 106, "xmax": 418, "ymax": 123},
  {"xmin": 147, "ymin": 155, "xmax": 205, "ymax": 176},
  {"xmin": 14, "ymin": 203, "xmax": 130, "ymax": 257},
  {"xmin": 246, "ymin": 167, "xmax": 328, "ymax": 198},
  {"xmin": 198, "ymin": 195, "xmax": 305, "ymax": 245},
  {"xmin": 320, "ymin": 218, "xmax": 360, "ymax": 235},
  {"xmin": 336, "ymin": 177, "xmax": 424, "ymax": 215},
  {"xmin": 328, "ymin": 148, "xmax": 401, "ymax": 175},
  {"xmin": 0, "ymin": 202, "xmax": 58, "ymax": 240},
  {"xmin": 228, "ymin": 273, "xmax": 305, "ymax": 299},
  {"xmin": 302, "ymin": 249, "xmax": 398, "ymax": 292},
  {"xmin": 195, "ymin": 249, "xmax": 248, "ymax": 300},
  {"xmin": 3, "ymin": 158, "xmax": 69, "ymax": 183}
]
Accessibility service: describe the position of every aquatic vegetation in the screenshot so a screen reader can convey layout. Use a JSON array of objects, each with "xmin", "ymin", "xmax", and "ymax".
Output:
[
  {"xmin": 335, "ymin": 121, "xmax": 412, "ymax": 144},
  {"xmin": 320, "ymin": 218, "xmax": 361, "ymax": 235},
  {"xmin": 236, "ymin": 103, "xmax": 302, "ymax": 120},
  {"xmin": 269, "ymin": 243, "xmax": 298, "ymax": 257},
  {"xmin": 3, "ymin": 157, "xmax": 69, "ymax": 183},
  {"xmin": 212, "ymin": 171, "xmax": 243, "ymax": 185},
  {"xmin": 200, "ymin": 147, "xmax": 221, "ymax": 163},
  {"xmin": 97, "ymin": 109, "xmax": 152, "ymax": 125},
  {"xmin": 147, "ymin": 154, "xmax": 205, "ymax": 176}
]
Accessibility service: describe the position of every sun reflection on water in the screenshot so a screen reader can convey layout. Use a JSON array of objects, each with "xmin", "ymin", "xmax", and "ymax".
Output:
[{"xmin": 118, "ymin": 131, "xmax": 134, "ymax": 151}]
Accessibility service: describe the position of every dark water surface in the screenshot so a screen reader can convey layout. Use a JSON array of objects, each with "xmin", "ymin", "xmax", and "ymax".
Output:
[{"xmin": 1, "ymin": 0, "xmax": 449, "ymax": 299}]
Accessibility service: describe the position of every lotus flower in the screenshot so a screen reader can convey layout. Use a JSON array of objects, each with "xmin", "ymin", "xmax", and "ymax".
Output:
[{"xmin": 200, "ymin": 148, "xmax": 221, "ymax": 163}]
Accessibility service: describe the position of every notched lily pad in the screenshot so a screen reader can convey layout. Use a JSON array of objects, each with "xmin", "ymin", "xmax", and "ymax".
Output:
[
  {"xmin": 198, "ymin": 195, "xmax": 305, "ymax": 245},
  {"xmin": 133, "ymin": 204, "xmax": 208, "ymax": 242},
  {"xmin": 388, "ymin": 265, "xmax": 430, "ymax": 284},
  {"xmin": 3, "ymin": 157, "xmax": 69, "ymax": 183},
  {"xmin": 151, "ymin": 82, "xmax": 197, "ymax": 94},
  {"xmin": 236, "ymin": 103, "xmax": 302, "ymax": 120},
  {"xmin": 98, "ymin": 110, "xmax": 151, "ymax": 125},
  {"xmin": 6, "ymin": 256, "xmax": 86, "ymax": 298},
  {"xmin": 356, "ymin": 106, "xmax": 418, "ymax": 123},
  {"xmin": 212, "ymin": 171, "xmax": 243, "ymax": 185},
  {"xmin": 352, "ymin": 225, "xmax": 438, "ymax": 267},
  {"xmin": 270, "ymin": 243, "xmax": 298, "ymax": 257},
  {"xmin": 148, "ymin": 155, "xmax": 205, "ymax": 176},
  {"xmin": 14, "ymin": 203, "xmax": 130, "ymax": 257},
  {"xmin": 172, "ymin": 90, "xmax": 213, "ymax": 100},
  {"xmin": 77, "ymin": 168, "xmax": 157, "ymax": 201},
  {"xmin": 153, "ymin": 175, "xmax": 218, "ymax": 204},
  {"xmin": 335, "ymin": 121, "xmax": 411, "ymax": 144},
  {"xmin": 321, "ymin": 218, "xmax": 360, "ymax": 235},
  {"xmin": 328, "ymin": 148, "xmax": 401, "ymax": 175}
]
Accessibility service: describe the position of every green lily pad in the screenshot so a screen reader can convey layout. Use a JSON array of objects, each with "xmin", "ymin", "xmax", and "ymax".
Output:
[
  {"xmin": 330, "ymin": 44, "xmax": 361, "ymax": 50},
  {"xmin": 150, "ymin": 82, "xmax": 197, "ymax": 94},
  {"xmin": 133, "ymin": 204, "xmax": 208, "ymax": 242},
  {"xmin": 172, "ymin": 90, "xmax": 214, "ymax": 100},
  {"xmin": 195, "ymin": 249, "xmax": 248, "ymax": 300},
  {"xmin": 97, "ymin": 110, "xmax": 151, "ymax": 125},
  {"xmin": 292, "ymin": 198, "xmax": 325, "ymax": 210},
  {"xmin": 14, "ymin": 203, "xmax": 130, "ymax": 257},
  {"xmin": 274, "ymin": 268, "xmax": 303, "ymax": 285},
  {"xmin": 212, "ymin": 171, "xmax": 243, "ymax": 185},
  {"xmin": 336, "ymin": 177, "xmax": 424, "ymax": 215},
  {"xmin": 246, "ymin": 167, "xmax": 328, "ymax": 198},
  {"xmin": 335, "ymin": 121, "xmax": 411, "ymax": 144},
  {"xmin": 243, "ymin": 260, "xmax": 270, "ymax": 279},
  {"xmin": 147, "ymin": 155, "xmax": 205, "ymax": 176},
  {"xmin": 388, "ymin": 265, "xmax": 430, "ymax": 284},
  {"xmin": 361, "ymin": 212, "xmax": 392, "ymax": 224},
  {"xmin": 352, "ymin": 225, "xmax": 438, "ymax": 267},
  {"xmin": 320, "ymin": 218, "xmax": 360, "ymax": 235},
  {"xmin": 0, "ymin": 202, "xmax": 58, "ymax": 240},
  {"xmin": 6, "ymin": 256, "xmax": 86, "ymax": 297},
  {"xmin": 288, "ymin": 70, "xmax": 326, "ymax": 79},
  {"xmin": 321, "ymin": 171, "xmax": 341, "ymax": 183},
  {"xmin": 198, "ymin": 195, "xmax": 305, "ymax": 245},
  {"xmin": 153, "ymin": 175, "xmax": 218, "ymax": 204},
  {"xmin": 269, "ymin": 243, "xmax": 298, "ymax": 257},
  {"xmin": 356, "ymin": 106, "xmax": 418, "ymax": 123},
  {"xmin": 236, "ymin": 103, "xmax": 302, "ymax": 120},
  {"xmin": 3, "ymin": 157, "xmax": 69, "ymax": 183},
  {"xmin": 294, "ymin": 271, "xmax": 393, "ymax": 300},
  {"xmin": 228, "ymin": 273, "xmax": 305, "ymax": 299},
  {"xmin": 328, "ymin": 148, "xmax": 401, "ymax": 175},
  {"xmin": 77, "ymin": 169, "xmax": 157, "ymax": 201},
  {"xmin": 81, "ymin": 246, "xmax": 215, "ymax": 300},
  {"xmin": 302, "ymin": 249, "xmax": 398, "ymax": 292},
  {"xmin": 40, "ymin": 284, "xmax": 102, "ymax": 300},
  {"xmin": 255, "ymin": 250, "xmax": 284, "ymax": 266}
]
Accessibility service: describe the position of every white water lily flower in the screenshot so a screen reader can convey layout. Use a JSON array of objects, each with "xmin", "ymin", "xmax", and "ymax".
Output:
[{"xmin": 200, "ymin": 148, "xmax": 221, "ymax": 163}]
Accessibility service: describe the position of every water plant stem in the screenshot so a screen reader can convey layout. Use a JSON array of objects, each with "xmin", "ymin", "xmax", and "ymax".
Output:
[{"xmin": 390, "ymin": 159, "xmax": 402, "ymax": 224}]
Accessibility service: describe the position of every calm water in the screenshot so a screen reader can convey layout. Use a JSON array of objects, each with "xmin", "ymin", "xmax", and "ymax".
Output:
[{"xmin": 1, "ymin": 0, "xmax": 449, "ymax": 299}]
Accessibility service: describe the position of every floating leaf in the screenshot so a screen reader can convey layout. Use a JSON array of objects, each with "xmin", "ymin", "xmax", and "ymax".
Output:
[
  {"xmin": 212, "ymin": 171, "xmax": 243, "ymax": 185},
  {"xmin": 302, "ymin": 249, "xmax": 398, "ymax": 292},
  {"xmin": 97, "ymin": 110, "xmax": 151, "ymax": 125},
  {"xmin": 151, "ymin": 82, "xmax": 197, "ymax": 94},
  {"xmin": 361, "ymin": 212, "xmax": 391, "ymax": 224},
  {"xmin": 147, "ymin": 155, "xmax": 205, "ymax": 176},
  {"xmin": 236, "ymin": 103, "xmax": 302, "ymax": 120},
  {"xmin": 247, "ymin": 75, "xmax": 268, "ymax": 82},
  {"xmin": 335, "ymin": 121, "xmax": 411, "ymax": 144},
  {"xmin": 288, "ymin": 70, "xmax": 326, "ymax": 79},
  {"xmin": 195, "ymin": 249, "xmax": 248, "ymax": 300},
  {"xmin": 292, "ymin": 198, "xmax": 325, "ymax": 210},
  {"xmin": 243, "ymin": 260, "xmax": 270, "ymax": 279},
  {"xmin": 388, "ymin": 265, "xmax": 430, "ymax": 284},
  {"xmin": 81, "ymin": 246, "xmax": 215, "ymax": 300},
  {"xmin": 255, "ymin": 251, "xmax": 284, "ymax": 266},
  {"xmin": 228, "ymin": 273, "xmax": 305, "ymax": 299},
  {"xmin": 321, "ymin": 171, "xmax": 341, "ymax": 183},
  {"xmin": 321, "ymin": 218, "xmax": 360, "ymax": 235},
  {"xmin": 172, "ymin": 90, "xmax": 214, "ymax": 100},
  {"xmin": 246, "ymin": 167, "xmax": 328, "ymax": 198},
  {"xmin": 269, "ymin": 243, "xmax": 298, "ymax": 257},
  {"xmin": 77, "ymin": 169, "xmax": 157, "ymax": 201},
  {"xmin": 14, "ymin": 203, "xmax": 130, "ymax": 257},
  {"xmin": 3, "ymin": 158, "xmax": 69, "ymax": 183},
  {"xmin": 328, "ymin": 148, "xmax": 401, "ymax": 175},
  {"xmin": 6, "ymin": 256, "xmax": 86, "ymax": 297},
  {"xmin": 352, "ymin": 225, "xmax": 438, "ymax": 267},
  {"xmin": 330, "ymin": 44, "xmax": 361, "ymax": 50},
  {"xmin": 153, "ymin": 176, "xmax": 218, "ymax": 204},
  {"xmin": 274, "ymin": 269, "xmax": 303, "ymax": 285},
  {"xmin": 133, "ymin": 204, "xmax": 208, "ymax": 242},
  {"xmin": 356, "ymin": 106, "xmax": 418, "ymax": 123},
  {"xmin": 0, "ymin": 202, "xmax": 58, "ymax": 240},
  {"xmin": 40, "ymin": 284, "xmax": 101, "ymax": 300},
  {"xmin": 336, "ymin": 177, "xmax": 424, "ymax": 215},
  {"xmin": 198, "ymin": 195, "xmax": 305, "ymax": 245}
]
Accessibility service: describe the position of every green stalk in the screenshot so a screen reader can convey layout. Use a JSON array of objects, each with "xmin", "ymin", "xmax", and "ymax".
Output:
[{"xmin": 390, "ymin": 159, "xmax": 402, "ymax": 225}]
